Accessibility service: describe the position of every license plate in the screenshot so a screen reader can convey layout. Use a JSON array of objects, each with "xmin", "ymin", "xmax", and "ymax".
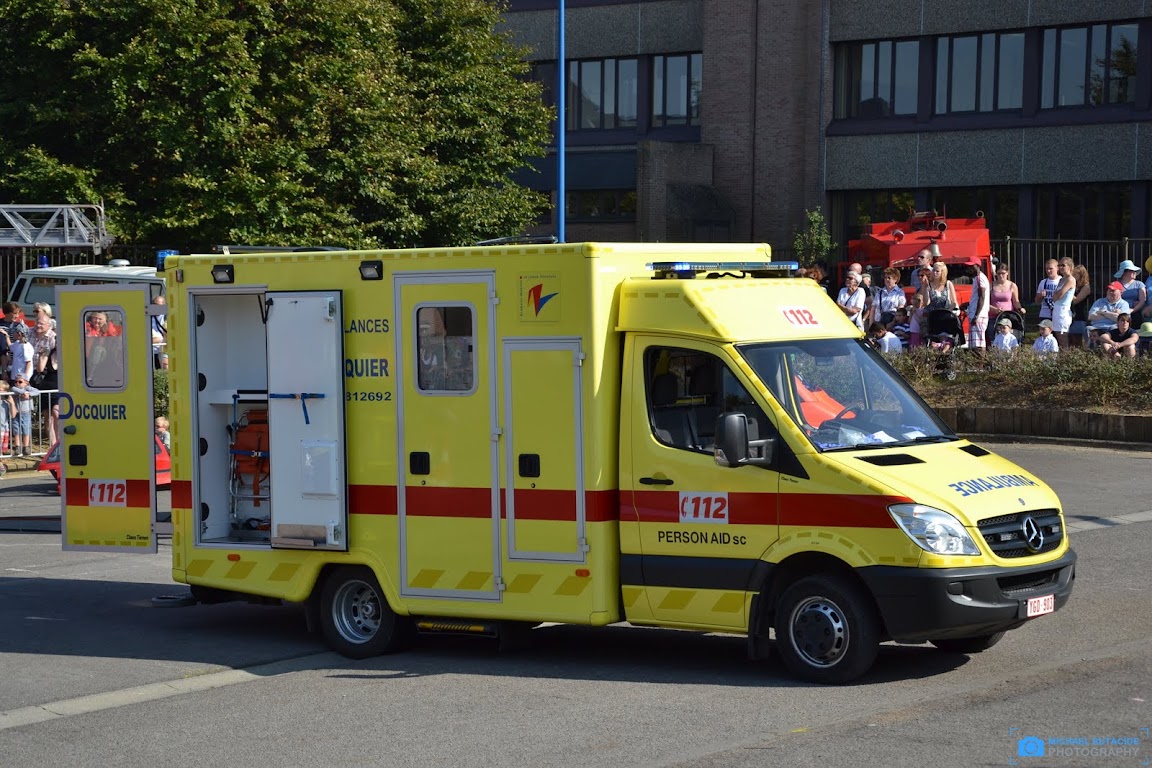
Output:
[{"xmin": 1026, "ymin": 594, "xmax": 1055, "ymax": 618}]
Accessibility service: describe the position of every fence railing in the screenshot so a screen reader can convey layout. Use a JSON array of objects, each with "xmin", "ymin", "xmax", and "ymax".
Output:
[
  {"xmin": 996, "ymin": 238, "xmax": 1152, "ymax": 302},
  {"xmin": 0, "ymin": 389, "xmax": 60, "ymax": 460}
]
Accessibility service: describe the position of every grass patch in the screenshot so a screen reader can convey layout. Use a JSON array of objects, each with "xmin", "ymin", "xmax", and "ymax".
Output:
[{"xmin": 886, "ymin": 348, "xmax": 1152, "ymax": 415}]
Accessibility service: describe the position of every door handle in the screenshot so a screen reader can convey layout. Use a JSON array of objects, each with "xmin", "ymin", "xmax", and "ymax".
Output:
[{"xmin": 639, "ymin": 477, "xmax": 674, "ymax": 486}]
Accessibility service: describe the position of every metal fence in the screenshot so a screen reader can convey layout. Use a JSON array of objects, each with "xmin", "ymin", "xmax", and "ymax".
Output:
[
  {"xmin": 0, "ymin": 389, "xmax": 59, "ymax": 460},
  {"xmin": 996, "ymin": 238, "xmax": 1152, "ymax": 302}
]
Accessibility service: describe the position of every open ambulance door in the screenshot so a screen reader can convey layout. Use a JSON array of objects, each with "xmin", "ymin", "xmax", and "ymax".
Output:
[{"xmin": 57, "ymin": 284, "xmax": 157, "ymax": 552}]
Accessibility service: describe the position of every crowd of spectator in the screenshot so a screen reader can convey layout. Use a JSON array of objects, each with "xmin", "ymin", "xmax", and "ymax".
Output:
[
  {"xmin": 804, "ymin": 252, "xmax": 1152, "ymax": 360},
  {"xmin": 0, "ymin": 302, "xmax": 59, "ymax": 457}
]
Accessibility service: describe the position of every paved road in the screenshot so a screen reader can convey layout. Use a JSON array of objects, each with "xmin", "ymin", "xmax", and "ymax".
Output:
[{"xmin": 1, "ymin": 441, "xmax": 1149, "ymax": 767}]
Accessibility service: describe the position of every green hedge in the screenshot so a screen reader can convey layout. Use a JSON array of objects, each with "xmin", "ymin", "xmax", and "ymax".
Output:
[{"xmin": 886, "ymin": 347, "xmax": 1152, "ymax": 412}]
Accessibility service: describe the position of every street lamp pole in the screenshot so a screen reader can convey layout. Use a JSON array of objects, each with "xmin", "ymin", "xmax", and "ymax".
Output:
[{"xmin": 557, "ymin": 0, "xmax": 566, "ymax": 243}]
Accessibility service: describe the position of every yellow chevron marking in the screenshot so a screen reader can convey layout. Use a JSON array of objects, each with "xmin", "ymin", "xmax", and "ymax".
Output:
[
  {"xmin": 505, "ymin": 573, "xmax": 542, "ymax": 594},
  {"xmin": 710, "ymin": 592, "xmax": 744, "ymax": 614},
  {"xmin": 225, "ymin": 561, "xmax": 256, "ymax": 580},
  {"xmin": 409, "ymin": 569, "xmax": 444, "ymax": 589},
  {"xmin": 555, "ymin": 576, "xmax": 590, "ymax": 596},
  {"xmin": 456, "ymin": 571, "xmax": 492, "ymax": 591},
  {"xmin": 269, "ymin": 563, "xmax": 300, "ymax": 582},
  {"xmin": 657, "ymin": 590, "xmax": 694, "ymax": 611}
]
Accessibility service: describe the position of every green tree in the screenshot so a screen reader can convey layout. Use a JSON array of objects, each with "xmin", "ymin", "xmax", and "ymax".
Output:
[
  {"xmin": 0, "ymin": 0, "xmax": 550, "ymax": 249},
  {"xmin": 792, "ymin": 208, "xmax": 837, "ymax": 267}
]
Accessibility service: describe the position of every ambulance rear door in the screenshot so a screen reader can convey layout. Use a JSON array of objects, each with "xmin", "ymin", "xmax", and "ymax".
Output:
[
  {"xmin": 57, "ymin": 285, "xmax": 157, "ymax": 552},
  {"xmin": 265, "ymin": 291, "xmax": 347, "ymax": 549}
]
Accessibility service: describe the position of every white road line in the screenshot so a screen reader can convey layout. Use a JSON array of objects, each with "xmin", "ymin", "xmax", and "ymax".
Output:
[{"xmin": 0, "ymin": 652, "xmax": 341, "ymax": 732}]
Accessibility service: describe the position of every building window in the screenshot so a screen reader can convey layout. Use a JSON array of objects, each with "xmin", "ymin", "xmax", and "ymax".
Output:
[
  {"xmin": 1041, "ymin": 22, "xmax": 1138, "ymax": 108},
  {"xmin": 1035, "ymin": 184, "xmax": 1132, "ymax": 240},
  {"xmin": 834, "ymin": 40, "xmax": 918, "ymax": 119},
  {"xmin": 934, "ymin": 32, "xmax": 1025, "ymax": 113},
  {"xmin": 565, "ymin": 190, "xmax": 637, "ymax": 221},
  {"xmin": 566, "ymin": 57, "xmax": 638, "ymax": 130},
  {"xmin": 652, "ymin": 53, "xmax": 702, "ymax": 127}
]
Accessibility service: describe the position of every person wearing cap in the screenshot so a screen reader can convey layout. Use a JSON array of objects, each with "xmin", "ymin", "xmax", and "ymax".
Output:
[
  {"xmin": 963, "ymin": 255, "xmax": 990, "ymax": 355},
  {"xmin": 7, "ymin": 323, "xmax": 33, "ymax": 384},
  {"xmin": 1114, "ymin": 259, "xmax": 1146, "ymax": 322},
  {"xmin": 991, "ymin": 316, "xmax": 1019, "ymax": 354},
  {"xmin": 1099, "ymin": 313, "xmax": 1139, "ymax": 359},
  {"xmin": 9, "ymin": 370, "xmax": 39, "ymax": 457},
  {"xmin": 1031, "ymin": 318, "xmax": 1059, "ymax": 356},
  {"xmin": 1050, "ymin": 256, "xmax": 1076, "ymax": 350},
  {"xmin": 1088, "ymin": 282, "xmax": 1131, "ymax": 333}
]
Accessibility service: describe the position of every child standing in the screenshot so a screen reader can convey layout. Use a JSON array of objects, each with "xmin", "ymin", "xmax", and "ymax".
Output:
[
  {"xmin": 1032, "ymin": 318, "xmax": 1059, "ymax": 356},
  {"xmin": 8, "ymin": 324, "xmax": 33, "ymax": 382},
  {"xmin": 991, "ymin": 317, "xmax": 1019, "ymax": 354},
  {"xmin": 10, "ymin": 371, "xmax": 39, "ymax": 456},
  {"xmin": 155, "ymin": 416, "xmax": 171, "ymax": 450},
  {"xmin": 0, "ymin": 380, "xmax": 13, "ymax": 455}
]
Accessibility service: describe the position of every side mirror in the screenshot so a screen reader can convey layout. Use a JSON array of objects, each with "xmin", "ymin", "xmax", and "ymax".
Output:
[{"xmin": 715, "ymin": 413, "xmax": 775, "ymax": 468}]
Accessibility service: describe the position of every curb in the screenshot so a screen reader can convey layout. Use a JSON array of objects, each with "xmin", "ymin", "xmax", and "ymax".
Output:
[{"xmin": 936, "ymin": 407, "xmax": 1152, "ymax": 446}]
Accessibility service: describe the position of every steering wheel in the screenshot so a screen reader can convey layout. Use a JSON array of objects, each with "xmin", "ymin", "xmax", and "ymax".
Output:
[{"xmin": 831, "ymin": 403, "xmax": 865, "ymax": 421}]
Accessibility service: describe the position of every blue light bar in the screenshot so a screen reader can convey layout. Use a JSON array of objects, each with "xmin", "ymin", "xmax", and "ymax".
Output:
[{"xmin": 646, "ymin": 261, "xmax": 799, "ymax": 277}]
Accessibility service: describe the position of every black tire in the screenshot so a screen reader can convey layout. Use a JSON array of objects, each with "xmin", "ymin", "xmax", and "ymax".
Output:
[
  {"xmin": 320, "ymin": 566, "xmax": 410, "ymax": 659},
  {"xmin": 930, "ymin": 632, "xmax": 1005, "ymax": 654},
  {"xmin": 774, "ymin": 574, "xmax": 880, "ymax": 684}
]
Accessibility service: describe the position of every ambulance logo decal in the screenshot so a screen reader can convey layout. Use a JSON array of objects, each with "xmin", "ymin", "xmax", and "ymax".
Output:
[
  {"xmin": 519, "ymin": 274, "xmax": 560, "ymax": 322},
  {"xmin": 527, "ymin": 283, "xmax": 558, "ymax": 316}
]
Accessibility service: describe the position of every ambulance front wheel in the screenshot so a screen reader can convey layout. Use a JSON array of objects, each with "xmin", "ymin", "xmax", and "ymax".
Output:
[
  {"xmin": 774, "ymin": 574, "xmax": 879, "ymax": 684},
  {"xmin": 320, "ymin": 566, "xmax": 410, "ymax": 659}
]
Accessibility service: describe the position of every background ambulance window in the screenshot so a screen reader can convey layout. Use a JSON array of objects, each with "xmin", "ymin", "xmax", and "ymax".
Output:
[
  {"xmin": 83, "ymin": 308, "xmax": 126, "ymax": 388},
  {"xmin": 415, "ymin": 305, "xmax": 475, "ymax": 393},
  {"xmin": 644, "ymin": 347, "xmax": 773, "ymax": 453}
]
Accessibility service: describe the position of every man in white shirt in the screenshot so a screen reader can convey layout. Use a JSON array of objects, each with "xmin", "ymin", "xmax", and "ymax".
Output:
[
  {"xmin": 964, "ymin": 256, "xmax": 990, "ymax": 355},
  {"xmin": 869, "ymin": 322, "xmax": 903, "ymax": 354}
]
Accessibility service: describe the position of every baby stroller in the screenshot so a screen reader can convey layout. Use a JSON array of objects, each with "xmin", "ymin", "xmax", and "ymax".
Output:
[
  {"xmin": 995, "ymin": 309, "xmax": 1025, "ymax": 344},
  {"xmin": 925, "ymin": 309, "xmax": 965, "ymax": 380}
]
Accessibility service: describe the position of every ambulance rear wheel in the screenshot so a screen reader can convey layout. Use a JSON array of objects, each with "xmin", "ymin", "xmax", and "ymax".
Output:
[
  {"xmin": 930, "ymin": 632, "xmax": 1005, "ymax": 654},
  {"xmin": 774, "ymin": 574, "xmax": 879, "ymax": 684},
  {"xmin": 321, "ymin": 566, "xmax": 408, "ymax": 659}
]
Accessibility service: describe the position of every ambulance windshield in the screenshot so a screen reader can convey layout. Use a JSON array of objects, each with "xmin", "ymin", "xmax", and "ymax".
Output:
[{"xmin": 738, "ymin": 338, "xmax": 955, "ymax": 452}]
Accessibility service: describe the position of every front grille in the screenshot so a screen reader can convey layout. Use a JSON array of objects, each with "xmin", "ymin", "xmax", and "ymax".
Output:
[
  {"xmin": 977, "ymin": 509, "xmax": 1063, "ymax": 558},
  {"xmin": 998, "ymin": 569, "xmax": 1060, "ymax": 595}
]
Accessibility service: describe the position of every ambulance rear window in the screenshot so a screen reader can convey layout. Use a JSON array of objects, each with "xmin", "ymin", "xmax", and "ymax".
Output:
[
  {"xmin": 415, "ymin": 304, "xmax": 475, "ymax": 393},
  {"xmin": 83, "ymin": 308, "xmax": 127, "ymax": 390}
]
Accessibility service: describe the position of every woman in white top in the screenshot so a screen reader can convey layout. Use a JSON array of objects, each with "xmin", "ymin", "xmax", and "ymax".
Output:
[
  {"xmin": 837, "ymin": 272, "xmax": 867, "ymax": 330},
  {"xmin": 873, "ymin": 267, "xmax": 907, "ymax": 324}
]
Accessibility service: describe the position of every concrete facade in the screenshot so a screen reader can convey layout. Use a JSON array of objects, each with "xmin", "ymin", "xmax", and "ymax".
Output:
[{"xmin": 503, "ymin": 1, "xmax": 1151, "ymax": 248}]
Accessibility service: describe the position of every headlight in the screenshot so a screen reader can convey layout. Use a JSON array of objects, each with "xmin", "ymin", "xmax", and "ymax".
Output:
[{"xmin": 888, "ymin": 504, "xmax": 981, "ymax": 556}]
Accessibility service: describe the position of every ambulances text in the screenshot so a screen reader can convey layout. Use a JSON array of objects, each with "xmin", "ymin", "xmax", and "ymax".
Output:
[
  {"xmin": 345, "ymin": 318, "xmax": 389, "ymax": 333},
  {"xmin": 948, "ymin": 474, "xmax": 1039, "ymax": 497}
]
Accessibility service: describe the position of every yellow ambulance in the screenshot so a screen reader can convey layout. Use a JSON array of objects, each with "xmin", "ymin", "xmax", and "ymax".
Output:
[{"xmin": 56, "ymin": 242, "xmax": 1075, "ymax": 683}]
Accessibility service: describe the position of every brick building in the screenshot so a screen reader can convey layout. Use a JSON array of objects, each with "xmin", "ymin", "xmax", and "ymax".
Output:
[{"xmin": 503, "ymin": 0, "xmax": 1152, "ymax": 251}]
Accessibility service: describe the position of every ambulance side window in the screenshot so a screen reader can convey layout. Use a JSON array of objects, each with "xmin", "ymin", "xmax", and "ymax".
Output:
[
  {"xmin": 415, "ymin": 304, "xmax": 475, "ymax": 393},
  {"xmin": 644, "ymin": 347, "xmax": 773, "ymax": 454},
  {"xmin": 83, "ymin": 308, "xmax": 127, "ymax": 389}
]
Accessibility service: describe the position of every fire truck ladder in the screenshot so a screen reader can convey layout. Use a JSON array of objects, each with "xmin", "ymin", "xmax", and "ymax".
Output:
[{"xmin": 0, "ymin": 204, "xmax": 114, "ymax": 253}]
